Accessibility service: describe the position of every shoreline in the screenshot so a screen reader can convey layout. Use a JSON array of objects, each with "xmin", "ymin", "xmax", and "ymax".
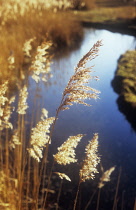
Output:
[{"xmin": 82, "ymin": 18, "xmax": 136, "ymax": 37}]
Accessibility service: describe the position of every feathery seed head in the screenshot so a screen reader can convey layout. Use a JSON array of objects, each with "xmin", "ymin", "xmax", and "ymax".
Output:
[
  {"xmin": 54, "ymin": 134, "xmax": 84, "ymax": 165},
  {"xmin": 59, "ymin": 41, "xmax": 102, "ymax": 111},
  {"xmin": 80, "ymin": 133, "xmax": 100, "ymax": 182},
  {"xmin": 28, "ymin": 109, "xmax": 55, "ymax": 162},
  {"xmin": 8, "ymin": 54, "xmax": 15, "ymax": 70},
  {"xmin": 17, "ymin": 85, "xmax": 28, "ymax": 115},
  {"xmin": 98, "ymin": 166, "xmax": 115, "ymax": 188},
  {"xmin": 54, "ymin": 172, "xmax": 71, "ymax": 181},
  {"xmin": 0, "ymin": 81, "xmax": 15, "ymax": 130},
  {"xmin": 22, "ymin": 37, "xmax": 36, "ymax": 57},
  {"xmin": 9, "ymin": 129, "xmax": 21, "ymax": 149},
  {"xmin": 0, "ymin": 81, "xmax": 8, "ymax": 107},
  {"xmin": 29, "ymin": 40, "xmax": 52, "ymax": 83}
]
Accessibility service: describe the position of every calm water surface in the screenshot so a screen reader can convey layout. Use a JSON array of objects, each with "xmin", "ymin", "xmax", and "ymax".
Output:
[{"xmin": 28, "ymin": 28, "xmax": 136, "ymax": 209}]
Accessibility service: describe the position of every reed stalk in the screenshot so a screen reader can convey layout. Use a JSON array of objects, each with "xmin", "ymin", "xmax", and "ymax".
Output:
[
  {"xmin": 96, "ymin": 188, "xmax": 101, "ymax": 210},
  {"xmin": 73, "ymin": 180, "xmax": 82, "ymax": 210},
  {"xmin": 112, "ymin": 167, "xmax": 122, "ymax": 210},
  {"xmin": 56, "ymin": 179, "xmax": 63, "ymax": 210},
  {"xmin": 84, "ymin": 189, "xmax": 97, "ymax": 210}
]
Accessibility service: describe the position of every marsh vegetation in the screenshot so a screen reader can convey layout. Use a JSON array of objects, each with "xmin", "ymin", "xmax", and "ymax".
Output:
[{"xmin": 0, "ymin": 0, "xmax": 136, "ymax": 210}]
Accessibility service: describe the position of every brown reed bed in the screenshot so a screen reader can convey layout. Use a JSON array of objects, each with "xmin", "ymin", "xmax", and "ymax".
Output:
[{"xmin": 0, "ymin": 0, "xmax": 84, "ymax": 84}]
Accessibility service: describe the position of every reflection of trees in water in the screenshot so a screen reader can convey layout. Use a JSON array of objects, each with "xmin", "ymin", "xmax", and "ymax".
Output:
[
  {"xmin": 111, "ymin": 49, "xmax": 136, "ymax": 132},
  {"xmin": 116, "ymin": 96, "xmax": 136, "ymax": 132},
  {"xmin": 112, "ymin": 76, "xmax": 136, "ymax": 132}
]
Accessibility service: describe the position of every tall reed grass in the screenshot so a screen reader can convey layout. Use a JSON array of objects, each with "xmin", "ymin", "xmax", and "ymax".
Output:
[
  {"xmin": 0, "ymin": 34, "xmax": 118, "ymax": 209},
  {"xmin": 0, "ymin": 0, "xmax": 84, "ymax": 83}
]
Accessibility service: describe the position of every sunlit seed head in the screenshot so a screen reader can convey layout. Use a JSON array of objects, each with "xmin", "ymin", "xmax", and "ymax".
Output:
[
  {"xmin": 98, "ymin": 166, "xmax": 115, "ymax": 188},
  {"xmin": 17, "ymin": 85, "xmax": 28, "ymax": 115},
  {"xmin": 54, "ymin": 172, "xmax": 71, "ymax": 182},
  {"xmin": 80, "ymin": 133, "xmax": 100, "ymax": 182},
  {"xmin": 54, "ymin": 134, "xmax": 84, "ymax": 165},
  {"xmin": 28, "ymin": 109, "xmax": 55, "ymax": 161}
]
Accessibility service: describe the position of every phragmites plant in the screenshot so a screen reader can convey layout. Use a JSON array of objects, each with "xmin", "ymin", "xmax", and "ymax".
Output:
[
  {"xmin": 54, "ymin": 134, "xmax": 85, "ymax": 165},
  {"xmin": 57, "ymin": 40, "xmax": 102, "ymax": 112},
  {"xmin": 22, "ymin": 37, "xmax": 36, "ymax": 58},
  {"xmin": 29, "ymin": 39, "xmax": 53, "ymax": 83},
  {"xmin": 54, "ymin": 172, "xmax": 71, "ymax": 182},
  {"xmin": 0, "ymin": 96, "xmax": 15, "ymax": 130},
  {"xmin": 0, "ymin": 81, "xmax": 15, "ymax": 130},
  {"xmin": 17, "ymin": 85, "xmax": 28, "ymax": 115},
  {"xmin": 0, "ymin": 81, "xmax": 8, "ymax": 108},
  {"xmin": 0, "ymin": 38, "xmax": 117, "ymax": 210},
  {"xmin": 9, "ymin": 129, "xmax": 21, "ymax": 149},
  {"xmin": 73, "ymin": 133, "xmax": 101, "ymax": 210},
  {"xmin": 98, "ymin": 166, "xmax": 115, "ymax": 188},
  {"xmin": 80, "ymin": 133, "xmax": 100, "ymax": 182},
  {"xmin": 8, "ymin": 54, "xmax": 15, "ymax": 70},
  {"xmin": 28, "ymin": 109, "xmax": 55, "ymax": 162}
]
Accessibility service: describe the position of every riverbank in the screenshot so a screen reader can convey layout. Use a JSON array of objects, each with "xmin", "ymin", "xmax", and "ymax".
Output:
[
  {"xmin": 71, "ymin": 6, "xmax": 136, "ymax": 36},
  {"xmin": 0, "ymin": 2, "xmax": 135, "ymax": 84},
  {"xmin": 112, "ymin": 50, "xmax": 136, "ymax": 107},
  {"xmin": 112, "ymin": 50, "xmax": 136, "ymax": 131}
]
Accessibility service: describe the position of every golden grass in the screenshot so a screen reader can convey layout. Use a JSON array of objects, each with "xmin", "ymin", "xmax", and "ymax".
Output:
[
  {"xmin": 72, "ymin": 6, "xmax": 136, "ymax": 23},
  {"xmin": 0, "ymin": 2, "xmax": 83, "ymax": 83}
]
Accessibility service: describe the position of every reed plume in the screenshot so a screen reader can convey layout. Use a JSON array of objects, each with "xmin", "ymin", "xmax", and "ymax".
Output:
[
  {"xmin": 80, "ymin": 133, "xmax": 100, "ymax": 182},
  {"xmin": 57, "ymin": 40, "xmax": 102, "ymax": 112},
  {"xmin": 0, "ymin": 96, "xmax": 15, "ymax": 130},
  {"xmin": 98, "ymin": 166, "xmax": 115, "ymax": 188},
  {"xmin": 29, "ymin": 39, "xmax": 53, "ymax": 83},
  {"xmin": 17, "ymin": 85, "xmax": 28, "ymax": 115},
  {"xmin": 54, "ymin": 134, "xmax": 84, "ymax": 165},
  {"xmin": 9, "ymin": 129, "xmax": 21, "ymax": 149},
  {"xmin": 22, "ymin": 37, "xmax": 36, "ymax": 58},
  {"xmin": 0, "ymin": 81, "xmax": 15, "ymax": 130},
  {"xmin": 8, "ymin": 54, "xmax": 15, "ymax": 70},
  {"xmin": 28, "ymin": 108, "xmax": 55, "ymax": 162},
  {"xmin": 0, "ymin": 81, "xmax": 8, "ymax": 108},
  {"xmin": 74, "ymin": 133, "xmax": 100, "ymax": 210},
  {"xmin": 54, "ymin": 172, "xmax": 71, "ymax": 181}
]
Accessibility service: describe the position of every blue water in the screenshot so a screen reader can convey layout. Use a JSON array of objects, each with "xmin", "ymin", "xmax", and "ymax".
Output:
[{"xmin": 28, "ymin": 28, "xmax": 136, "ymax": 209}]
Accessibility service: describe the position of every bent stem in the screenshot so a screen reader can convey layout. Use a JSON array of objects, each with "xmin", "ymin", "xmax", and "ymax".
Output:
[{"xmin": 73, "ymin": 180, "xmax": 82, "ymax": 210}]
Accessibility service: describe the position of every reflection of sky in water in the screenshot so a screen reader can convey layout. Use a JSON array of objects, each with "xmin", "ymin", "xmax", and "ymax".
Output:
[{"xmin": 28, "ymin": 29, "xmax": 136, "ymax": 195}]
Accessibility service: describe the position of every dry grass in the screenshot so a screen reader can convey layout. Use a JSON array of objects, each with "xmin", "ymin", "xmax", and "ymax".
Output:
[
  {"xmin": 71, "ymin": 6, "xmax": 136, "ymax": 23},
  {"xmin": 0, "ymin": 1, "xmax": 83, "ymax": 83}
]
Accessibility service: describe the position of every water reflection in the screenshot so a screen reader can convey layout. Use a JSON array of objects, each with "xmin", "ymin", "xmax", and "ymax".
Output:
[{"xmin": 117, "ymin": 96, "xmax": 136, "ymax": 131}]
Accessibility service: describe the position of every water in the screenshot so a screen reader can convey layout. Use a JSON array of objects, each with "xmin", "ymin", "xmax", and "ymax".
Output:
[{"xmin": 28, "ymin": 28, "xmax": 136, "ymax": 209}]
